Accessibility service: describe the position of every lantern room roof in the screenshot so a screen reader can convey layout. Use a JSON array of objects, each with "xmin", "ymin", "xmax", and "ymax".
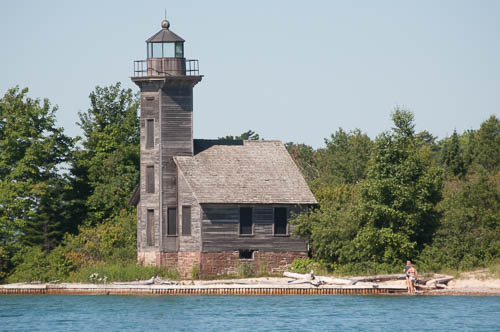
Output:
[{"xmin": 146, "ymin": 20, "xmax": 185, "ymax": 43}]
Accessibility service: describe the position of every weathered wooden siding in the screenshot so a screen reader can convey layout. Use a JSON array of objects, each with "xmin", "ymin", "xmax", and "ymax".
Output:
[
  {"xmin": 177, "ymin": 169, "xmax": 201, "ymax": 252},
  {"xmin": 160, "ymin": 86, "xmax": 194, "ymax": 252},
  {"xmin": 201, "ymin": 205, "xmax": 308, "ymax": 252},
  {"xmin": 133, "ymin": 74, "xmax": 201, "ymax": 259},
  {"xmin": 138, "ymin": 91, "xmax": 161, "ymax": 251}
]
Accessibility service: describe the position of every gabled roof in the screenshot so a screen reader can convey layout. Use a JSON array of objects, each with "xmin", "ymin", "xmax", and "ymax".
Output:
[{"xmin": 174, "ymin": 140, "xmax": 317, "ymax": 205}]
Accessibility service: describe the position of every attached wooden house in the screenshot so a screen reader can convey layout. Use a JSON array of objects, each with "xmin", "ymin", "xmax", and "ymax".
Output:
[{"xmin": 130, "ymin": 20, "xmax": 317, "ymax": 277}]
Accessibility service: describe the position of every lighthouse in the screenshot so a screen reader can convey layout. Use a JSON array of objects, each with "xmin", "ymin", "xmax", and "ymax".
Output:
[
  {"xmin": 131, "ymin": 20, "xmax": 202, "ymax": 261},
  {"xmin": 131, "ymin": 20, "xmax": 315, "ymax": 278}
]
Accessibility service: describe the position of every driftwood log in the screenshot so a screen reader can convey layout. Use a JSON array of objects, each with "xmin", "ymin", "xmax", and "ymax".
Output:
[
  {"xmin": 113, "ymin": 276, "xmax": 177, "ymax": 286},
  {"xmin": 284, "ymin": 271, "xmax": 352, "ymax": 286},
  {"xmin": 349, "ymin": 274, "xmax": 407, "ymax": 285},
  {"xmin": 284, "ymin": 271, "xmax": 313, "ymax": 280},
  {"xmin": 284, "ymin": 271, "xmax": 453, "ymax": 290},
  {"xmin": 424, "ymin": 276, "xmax": 454, "ymax": 287}
]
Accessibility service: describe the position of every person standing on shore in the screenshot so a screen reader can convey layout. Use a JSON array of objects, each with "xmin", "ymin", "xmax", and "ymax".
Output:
[
  {"xmin": 408, "ymin": 264, "xmax": 418, "ymax": 294},
  {"xmin": 404, "ymin": 260, "xmax": 412, "ymax": 293}
]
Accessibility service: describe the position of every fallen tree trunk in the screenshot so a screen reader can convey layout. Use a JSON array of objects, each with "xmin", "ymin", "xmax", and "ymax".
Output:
[
  {"xmin": 113, "ymin": 277, "xmax": 155, "ymax": 285},
  {"xmin": 284, "ymin": 272, "xmax": 355, "ymax": 286},
  {"xmin": 350, "ymin": 274, "xmax": 407, "ymax": 285},
  {"xmin": 283, "ymin": 272, "xmax": 313, "ymax": 280},
  {"xmin": 317, "ymin": 276, "xmax": 352, "ymax": 285},
  {"xmin": 425, "ymin": 276, "xmax": 453, "ymax": 286},
  {"xmin": 113, "ymin": 277, "xmax": 177, "ymax": 286}
]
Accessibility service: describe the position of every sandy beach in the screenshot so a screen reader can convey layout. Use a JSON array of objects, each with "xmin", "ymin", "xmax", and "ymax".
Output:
[{"xmin": 2, "ymin": 270, "xmax": 499, "ymax": 296}]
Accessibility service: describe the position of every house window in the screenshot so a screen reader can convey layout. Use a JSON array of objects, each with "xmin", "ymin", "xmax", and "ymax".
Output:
[
  {"xmin": 239, "ymin": 249, "xmax": 254, "ymax": 260},
  {"xmin": 182, "ymin": 206, "xmax": 191, "ymax": 236},
  {"xmin": 167, "ymin": 207, "xmax": 177, "ymax": 235},
  {"xmin": 240, "ymin": 207, "xmax": 253, "ymax": 235},
  {"xmin": 146, "ymin": 119, "xmax": 154, "ymax": 149},
  {"xmin": 146, "ymin": 209, "xmax": 154, "ymax": 246},
  {"xmin": 274, "ymin": 207, "xmax": 288, "ymax": 235},
  {"xmin": 146, "ymin": 166, "xmax": 154, "ymax": 193}
]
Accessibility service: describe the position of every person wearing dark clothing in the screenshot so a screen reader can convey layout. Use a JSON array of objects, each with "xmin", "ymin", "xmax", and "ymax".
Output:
[{"xmin": 404, "ymin": 260, "xmax": 412, "ymax": 293}]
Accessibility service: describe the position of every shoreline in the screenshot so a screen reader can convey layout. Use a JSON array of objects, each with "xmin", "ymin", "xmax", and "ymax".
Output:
[{"xmin": 2, "ymin": 276, "xmax": 499, "ymax": 296}]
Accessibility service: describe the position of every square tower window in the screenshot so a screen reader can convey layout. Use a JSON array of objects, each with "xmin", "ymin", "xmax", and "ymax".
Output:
[
  {"xmin": 146, "ymin": 209, "xmax": 155, "ymax": 246},
  {"xmin": 146, "ymin": 119, "xmax": 154, "ymax": 149},
  {"xmin": 167, "ymin": 207, "xmax": 177, "ymax": 236},
  {"xmin": 146, "ymin": 166, "xmax": 155, "ymax": 193},
  {"xmin": 182, "ymin": 206, "xmax": 191, "ymax": 236}
]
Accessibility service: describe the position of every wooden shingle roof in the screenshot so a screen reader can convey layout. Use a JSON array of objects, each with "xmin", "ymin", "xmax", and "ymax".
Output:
[{"xmin": 174, "ymin": 140, "xmax": 317, "ymax": 205}]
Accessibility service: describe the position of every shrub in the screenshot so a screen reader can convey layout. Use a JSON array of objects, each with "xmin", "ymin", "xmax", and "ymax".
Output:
[
  {"xmin": 7, "ymin": 246, "xmax": 74, "ymax": 283},
  {"xmin": 417, "ymin": 169, "xmax": 500, "ymax": 271},
  {"xmin": 191, "ymin": 265, "xmax": 200, "ymax": 280},
  {"xmin": 238, "ymin": 262, "xmax": 254, "ymax": 278},
  {"xmin": 291, "ymin": 258, "xmax": 314, "ymax": 273},
  {"xmin": 64, "ymin": 209, "xmax": 136, "ymax": 266}
]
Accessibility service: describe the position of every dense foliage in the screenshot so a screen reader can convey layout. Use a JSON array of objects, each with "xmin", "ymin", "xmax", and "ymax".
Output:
[
  {"xmin": 73, "ymin": 83, "xmax": 140, "ymax": 226},
  {"xmin": 0, "ymin": 83, "xmax": 498, "ymax": 281},
  {"xmin": 0, "ymin": 87, "xmax": 73, "ymax": 279},
  {"xmin": 1, "ymin": 84, "xmax": 141, "ymax": 282},
  {"xmin": 290, "ymin": 112, "xmax": 499, "ymax": 274}
]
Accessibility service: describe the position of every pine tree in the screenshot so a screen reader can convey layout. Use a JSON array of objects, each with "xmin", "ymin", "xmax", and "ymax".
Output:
[
  {"xmin": 442, "ymin": 130, "xmax": 465, "ymax": 178},
  {"xmin": 0, "ymin": 87, "xmax": 72, "ymax": 277}
]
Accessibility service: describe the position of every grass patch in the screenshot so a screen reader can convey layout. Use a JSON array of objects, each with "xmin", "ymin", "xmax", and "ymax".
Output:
[
  {"xmin": 67, "ymin": 262, "xmax": 179, "ymax": 283},
  {"xmin": 486, "ymin": 260, "xmax": 500, "ymax": 278}
]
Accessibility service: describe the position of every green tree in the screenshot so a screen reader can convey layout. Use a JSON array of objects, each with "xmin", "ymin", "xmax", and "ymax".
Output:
[
  {"xmin": 0, "ymin": 87, "xmax": 72, "ymax": 278},
  {"xmin": 419, "ymin": 168, "xmax": 500, "ymax": 271},
  {"xmin": 441, "ymin": 130, "xmax": 465, "ymax": 178},
  {"xmin": 293, "ymin": 185, "xmax": 361, "ymax": 266},
  {"xmin": 472, "ymin": 115, "xmax": 500, "ymax": 173},
  {"xmin": 73, "ymin": 83, "xmax": 139, "ymax": 225},
  {"xmin": 285, "ymin": 142, "xmax": 319, "ymax": 183},
  {"xmin": 317, "ymin": 128, "xmax": 373, "ymax": 185},
  {"xmin": 219, "ymin": 130, "xmax": 261, "ymax": 140},
  {"xmin": 356, "ymin": 109, "xmax": 443, "ymax": 264}
]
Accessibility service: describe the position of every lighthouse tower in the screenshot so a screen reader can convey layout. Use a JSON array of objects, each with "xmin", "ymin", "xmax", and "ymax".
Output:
[{"xmin": 131, "ymin": 20, "xmax": 202, "ymax": 264}]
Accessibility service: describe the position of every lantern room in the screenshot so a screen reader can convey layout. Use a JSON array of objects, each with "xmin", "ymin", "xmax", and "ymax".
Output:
[
  {"xmin": 133, "ymin": 20, "xmax": 199, "ymax": 77},
  {"xmin": 147, "ymin": 20, "xmax": 184, "ymax": 59}
]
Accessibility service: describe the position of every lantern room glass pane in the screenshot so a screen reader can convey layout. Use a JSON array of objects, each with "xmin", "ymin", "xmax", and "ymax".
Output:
[
  {"xmin": 175, "ymin": 42, "xmax": 184, "ymax": 58},
  {"xmin": 152, "ymin": 43, "xmax": 162, "ymax": 58},
  {"xmin": 163, "ymin": 42, "xmax": 175, "ymax": 57}
]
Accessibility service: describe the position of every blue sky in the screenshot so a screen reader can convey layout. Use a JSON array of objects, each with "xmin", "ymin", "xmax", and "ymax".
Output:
[{"xmin": 1, "ymin": 0, "xmax": 499, "ymax": 147}]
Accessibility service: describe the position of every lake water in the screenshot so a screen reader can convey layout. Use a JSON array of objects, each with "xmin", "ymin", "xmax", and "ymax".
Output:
[{"xmin": 1, "ymin": 295, "xmax": 499, "ymax": 331}]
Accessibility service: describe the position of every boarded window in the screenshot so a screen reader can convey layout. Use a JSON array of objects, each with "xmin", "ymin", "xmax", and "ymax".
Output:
[
  {"xmin": 146, "ymin": 166, "xmax": 154, "ymax": 193},
  {"xmin": 146, "ymin": 209, "xmax": 154, "ymax": 246},
  {"xmin": 182, "ymin": 206, "xmax": 191, "ymax": 236},
  {"xmin": 168, "ymin": 207, "xmax": 177, "ymax": 235},
  {"xmin": 274, "ymin": 207, "xmax": 288, "ymax": 235},
  {"xmin": 240, "ymin": 207, "xmax": 253, "ymax": 235},
  {"xmin": 146, "ymin": 119, "xmax": 154, "ymax": 149}
]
